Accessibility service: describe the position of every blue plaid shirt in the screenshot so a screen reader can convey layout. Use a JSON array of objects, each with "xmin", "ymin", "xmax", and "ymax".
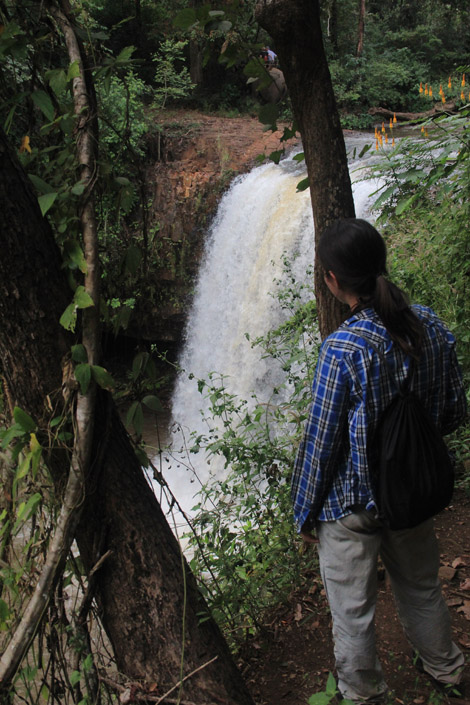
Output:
[{"xmin": 291, "ymin": 305, "xmax": 467, "ymax": 531}]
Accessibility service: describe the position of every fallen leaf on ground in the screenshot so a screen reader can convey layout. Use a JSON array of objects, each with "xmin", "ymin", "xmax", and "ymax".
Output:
[
  {"xmin": 456, "ymin": 600, "xmax": 470, "ymax": 620},
  {"xmin": 458, "ymin": 635, "xmax": 470, "ymax": 648},
  {"xmin": 439, "ymin": 565, "xmax": 456, "ymax": 581},
  {"xmin": 294, "ymin": 603, "xmax": 302, "ymax": 621},
  {"xmin": 460, "ymin": 578, "xmax": 470, "ymax": 591},
  {"xmin": 452, "ymin": 557, "xmax": 467, "ymax": 569},
  {"xmin": 446, "ymin": 597, "xmax": 463, "ymax": 607}
]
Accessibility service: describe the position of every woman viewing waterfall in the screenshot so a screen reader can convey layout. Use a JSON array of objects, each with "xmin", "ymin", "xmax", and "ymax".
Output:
[{"xmin": 292, "ymin": 219, "xmax": 467, "ymax": 703}]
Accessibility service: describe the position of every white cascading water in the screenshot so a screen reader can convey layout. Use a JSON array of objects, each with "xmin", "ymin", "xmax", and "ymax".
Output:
[{"xmin": 163, "ymin": 134, "xmax": 383, "ymax": 525}]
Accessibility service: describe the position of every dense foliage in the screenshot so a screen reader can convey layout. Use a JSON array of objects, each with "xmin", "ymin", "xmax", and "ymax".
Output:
[
  {"xmin": 1, "ymin": 0, "xmax": 470, "ymax": 702},
  {"xmin": 321, "ymin": 0, "xmax": 470, "ymax": 127}
]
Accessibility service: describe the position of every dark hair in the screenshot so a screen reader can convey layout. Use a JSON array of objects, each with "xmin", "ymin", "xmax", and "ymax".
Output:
[{"xmin": 317, "ymin": 218, "xmax": 423, "ymax": 357}]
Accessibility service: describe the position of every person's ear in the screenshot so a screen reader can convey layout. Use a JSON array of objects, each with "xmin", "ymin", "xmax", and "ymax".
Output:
[{"xmin": 327, "ymin": 271, "xmax": 339, "ymax": 287}]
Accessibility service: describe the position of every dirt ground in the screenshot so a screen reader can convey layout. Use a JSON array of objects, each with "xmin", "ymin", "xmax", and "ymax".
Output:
[{"xmin": 240, "ymin": 488, "xmax": 470, "ymax": 705}]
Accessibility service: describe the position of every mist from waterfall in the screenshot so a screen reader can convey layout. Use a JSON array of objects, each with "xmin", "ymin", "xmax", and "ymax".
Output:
[{"xmin": 163, "ymin": 134, "xmax": 382, "ymax": 520}]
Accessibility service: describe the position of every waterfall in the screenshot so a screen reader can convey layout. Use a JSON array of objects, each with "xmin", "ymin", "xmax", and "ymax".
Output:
[{"xmin": 163, "ymin": 134, "xmax": 382, "ymax": 522}]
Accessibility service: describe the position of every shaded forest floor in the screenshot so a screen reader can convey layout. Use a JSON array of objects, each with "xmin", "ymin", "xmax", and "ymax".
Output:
[{"xmin": 240, "ymin": 488, "xmax": 470, "ymax": 705}]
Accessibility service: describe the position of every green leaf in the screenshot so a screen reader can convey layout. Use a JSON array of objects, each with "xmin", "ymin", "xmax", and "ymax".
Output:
[
  {"xmin": 71, "ymin": 344, "xmax": 88, "ymax": 363},
  {"xmin": 126, "ymin": 401, "xmax": 144, "ymax": 436},
  {"xmin": 58, "ymin": 431, "xmax": 73, "ymax": 442},
  {"xmin": 17, "ymin": 493, "xmax": 41, "ymax": 522},
  {"xmin": 31, "ymin": 90, "xmax": 55, "ymax": 121},
  {"xmin": 142, "ymin": 395, "xmax": 163, "ymax": 412},
  {"xmin": 116, "ymin": 45, "xmax": 136, "ymax": 65},
  {"xmin": 173, "ymin": 8, "xmax": 197, "ymax": 29},
  {"xmin": 268, "ymin": 150, "xmax": 284, "ymax": 165},
  {"xmin": 38, "ymin": 191, "xmax": 58, "ymax": 216},
  {"xmin": 75, "ymin": 363, "xmax": 92, "ymax": 394},
  {"xmin": 244, "ymin": 57, "xmax": 268, "ymax": 82},
  {"xmin": 134, "ymin": 444, "xmax": 150, "ymax": 468},
  {"xmin": 358, "ymin": 143, "xmax": 372, "ymax": 158},
  {"xmin": 395, "ymin": 194, "xmax": 417, "ymax": 215},
  {"xmin": 372, "ymin": 184, "xmax": 397, "ymax": 210},
  {"xmin": 71, "ymin": 181, "xmax": 85, "ymax": 196},
  {"xmin": 60, "ymin": 303, "xmax": 77, "ymax": 332},
  {"xmin": 296, "ymin": 177, "xmax": 310, "ymax": 192},
  {"xmin": 73, "ymin": 286, "xmax": 94, "ymax": 310},
  {"xmin": 82, "ymin": 653, "xmax": 93, "ymax": 672},
  {"xmin": 29, "ymin": 174, "xmax": 54, "ymax": 194},
  {"xmin": 15, "ymin": 454, "xmax": 31, "ymax": 483},
  {"xmin": 13, "ymin": 407, "xmax": 36, "ymax": 433},
  {"xmin": 293, "ymin": 152, "xmax": 305, "ymax": 162},
  {"xmin": 0, "ymin": 599, "xmax": 10, "ymax": 625},
  {"xmin": 63, "ymin": 240, "xmax": 87, "ymax": 273},
  {"xmin": 131, "ymin": 352, "xmax": 149, "ymax": 381},
  {"xmin": 67, "ymin": 61, "xmax": 80, "ymax": 81},
  {"xmin": 0, "ymin": 424, "xmax": 24, "ymax": 448},
  {"xmin": 70, "ymin": 671, "xmax": 81, "ymax": 687},
  {"xmin": 124, "ymin": 245, "xmax": 142, "ymax": 276},
  {"xmin": 258, "ymin": 103, "xmax": 279, "ymax": 128},
  {"xmin": 325, "ymin": 672, "xmax": 338, "ymax": 697},
  {"xmin": 46, "ymin": 68, "xmax": 67, "ymax": 95},
  {"xmin": 91, "ymin": 365, "xmax": 114, "ymax": 391},
  {"xmin": 307, "ymin": 694, "xmax": 332, "ymax": 705}
]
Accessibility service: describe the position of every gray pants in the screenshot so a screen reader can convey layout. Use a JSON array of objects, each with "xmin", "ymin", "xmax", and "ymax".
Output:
[{"xmin": 317, "ymin": 511, "xmax": 464, "ymax": 703}]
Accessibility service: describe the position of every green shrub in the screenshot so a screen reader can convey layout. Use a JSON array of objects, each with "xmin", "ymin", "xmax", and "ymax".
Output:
[{"xmin": 182, "ymin": 260, "xmax": 320, "ymax": 643}]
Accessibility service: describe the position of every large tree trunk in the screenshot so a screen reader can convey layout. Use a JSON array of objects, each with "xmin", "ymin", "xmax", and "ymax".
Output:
[
  {"xmin": 0, "ymin": 127, "xmax": 254, "ymax": 704},
  {"xmin": 255, "ymin": 0, "xmax": 354, "ymax": 336}
]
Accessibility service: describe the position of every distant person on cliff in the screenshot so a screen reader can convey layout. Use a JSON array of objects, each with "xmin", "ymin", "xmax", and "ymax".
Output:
[
  {"xmin": 266, "ymin": 46, "xmax": 277, "ymax": 65},
  {"xmin": 291, "ymin": 218, "xmax": 467, "ymax": 703}
]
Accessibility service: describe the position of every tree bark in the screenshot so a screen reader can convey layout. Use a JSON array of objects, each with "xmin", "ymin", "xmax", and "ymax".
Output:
[
  {"xmin": 255, "ymin": 0, "xmax": 354, "ymax": 337},
  {"xmin": 369, "ymin": 103, "xmax": 457, "ymax": 121},
  {"xmin": 328, "ymin": 0, "xmax": 338, "ymax": 54},
  {"xmin": 0, "ymin": 133, "xmax": 253, "ymax": 705},
  {"xmin": 356, "ymin": 0, "xmax": 365, "ymax": 58}
]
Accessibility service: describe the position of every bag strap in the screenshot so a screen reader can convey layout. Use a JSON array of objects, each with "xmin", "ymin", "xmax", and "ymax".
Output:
[{"xmin": 351, "ymin": 330, "xmax": 415, "ymax": 395}]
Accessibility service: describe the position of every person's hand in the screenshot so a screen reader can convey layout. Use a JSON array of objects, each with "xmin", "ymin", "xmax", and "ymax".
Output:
[{"xmin": 300, "ymin": 529, "xmax": 318, "ymax": 545}]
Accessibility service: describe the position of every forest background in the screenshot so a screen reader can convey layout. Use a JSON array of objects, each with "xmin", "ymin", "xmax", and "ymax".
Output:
[{"xmin": 1, "ymin": 0, "xmax": 470, "ymax": 704}]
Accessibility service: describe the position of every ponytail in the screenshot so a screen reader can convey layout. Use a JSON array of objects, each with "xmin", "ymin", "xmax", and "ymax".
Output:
[
  {"xmin": 370, "ymin": 275, "xmax": 423, "ymax": 358},
  {"xmin": 318, "ymin": 219, "xmax": 423, "ymax": 358}
]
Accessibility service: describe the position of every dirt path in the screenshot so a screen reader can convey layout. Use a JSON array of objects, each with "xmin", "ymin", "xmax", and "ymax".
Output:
[{"xmin": 241, "ymin": 488, "xmax": 470, "ymax": 705}]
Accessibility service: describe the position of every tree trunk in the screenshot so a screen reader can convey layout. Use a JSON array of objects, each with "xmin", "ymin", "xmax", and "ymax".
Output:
[
  {"xmin": 190, "ymin": 39, "xmax": 204, "ymax": 85},
  {"xmin": 329, "ymin": 0, "xmax": 339, "ymax": 54},
  {"xmin": 255, "ymin": 0, "xmax": 354, "ymax": 337},
  {"xmin": 356, "ymin": 0, "xmax": 365, "ymax": 57},
  {"xmin": 0, "ymin": 128, "xmax": 254, "ymax": 704},
  {"xmin": 369, "ymin": 103, "xmax": 457, "ymax": 121}
]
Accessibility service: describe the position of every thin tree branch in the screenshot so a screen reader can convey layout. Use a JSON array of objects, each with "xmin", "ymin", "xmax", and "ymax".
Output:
[
  {"xmin": 154, "ymin": 657, "xmax": 219, "ymax": 705},
  {"xmin": 98, "ymin": 656, "xmax": 220, "ymax": 705}
]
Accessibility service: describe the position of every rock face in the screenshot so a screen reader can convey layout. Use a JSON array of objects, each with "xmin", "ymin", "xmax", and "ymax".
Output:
[{"xmin": 132, "ymin": 111, "xmax": 299, "ymax": 345}]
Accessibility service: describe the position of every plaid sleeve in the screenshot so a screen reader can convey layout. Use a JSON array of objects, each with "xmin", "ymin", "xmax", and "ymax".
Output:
[{"xmin": 291, "ymin": 341, "xmax": 349, "ymax": 532}]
